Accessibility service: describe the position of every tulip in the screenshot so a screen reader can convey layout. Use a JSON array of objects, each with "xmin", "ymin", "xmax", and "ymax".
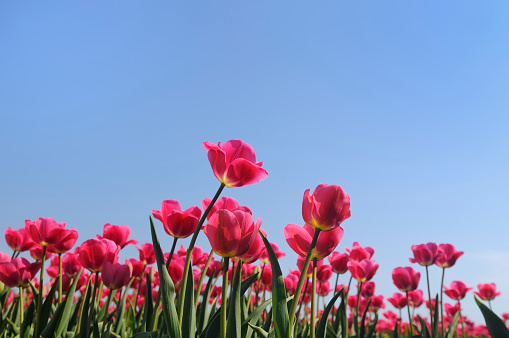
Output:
[
  {"xmin": 444, "ymin": 303, "xmax": 461, "ymax": 317},
  {"xmin": 102, "ymin": 262, "xmax": 132, "ymax": 290},
  {"xmin": 347, "ymin": 259, "xmax": 379, "ymax": 283},
  {"xmin": 238, "ymin": 230, "xmax": 265, "ymax": 264},
  {"xmin": 284, "ymin": 273, "xmax": 299, "ymax": 295},
  {"xmin": 5, "ymin": 227, "xmax": 35, "ymax": 252},
  {"xmin": 25, "ymin": 217, "xmax": 67, "ymax": 247},
  {"xmin": 0, "ymin": 251, "xmax": 10, "ymax": 263},
  {"xmin": 0, "ymin": 257, "xmax": 41, "ymax": 288},
  {"xmin": 392, "ymin": 267, "xmax": 420, "ymax": 292},
  {"xmin": 474, "ymin": 283, "xmax": 500, "ymax": 301},
  {"xmin": 387, "ymin": 292, "xmax": 407, "ymax": 309},
  {"xmin": 346, "ymin": 242, "xmax": 375, "ymax": 262},
  {"xmin": 302, "ymin": 184, "xmax": 351, "ymax": 231},
  {"xmin": 202, "ymin": 196, "xmax": 252, "ymax": 220},
  {"xmin": 152, "ymin": 200, "xmax": 202, "ymax": 239},
  {"xmin": 369, "ymin": 295, "xmax": 385, "ymax": 312},
  {"xmin": 297, "ymin": 256, "xmax": 323, "ymax": 278},
  {"xmin": 203, "ymin": 209, "xmax": 261, "ymax": 258},
  {"xmin": 408, "ymin": 289, "xmax": 424, "ymax": 308},
  {"xmin": 62, "ymin": 253, "xmax": 81, "ymax": 278},
  {"xmin": 98, "ymin": 224, "xmax": 138, "ymax": 249},
  {"xmin": 203, "ymin": 139, "xmax": 268, "ymax": 188},
  {"xmin": 444, "ymin": 281, "xmax": 472, "ymax": 301},
  {"xmin": 409, "ymin": 243, "xmax": 438, "ymax": 266},
  {"xmin": 328, "ymin": 252, "xmax": 349, "ymax": 274},
  {"xmin": 136, "ymin": 243, "xmax": 156, "ymax": 265},
  {"xmin": 48, "ymin": 227, "xmax": 79, "ymax": 254},
  {"xmin": 435, "ymin": 244, "xmax": 463, "ymax": 268},
  {"xmin": 316, "ymin": 264, "xmax": 333, "ymax": 283},
  {"xmin": 259, "ymin": 242, "xmax": 285, "ymax": 264},
  {"xmin": 284, "ymin": 223, "xmax": 344, "ymax": 260},
  {"xmin": 78, "ymin": 238, "xmax": 119, "ymax": 273},
  {"xmin": 30, "ymin": 245, "xmax": 54, "ymax": 261},
  {"xmin": 360, "ymin": 281, "xmax": 376, "ymax": 299}
]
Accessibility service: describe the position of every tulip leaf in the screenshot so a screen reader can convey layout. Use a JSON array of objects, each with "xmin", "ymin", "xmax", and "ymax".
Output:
[
  {"xmin": 243, "ymin": 298, "xmax": 272, "ymax": 338},
  {"xmin": 391, "ymin": 321, "xmax": 399, "ymax": 338},
  {"xmin": 197, "ymin": 268, "xmax": 216, "ymax": 335},
  {"xmin": 417, "ymin": 315, "xmax": 430, "ymax": 338},
  {"xmin": 317, "ymin": 288, "xmax": 343, "ymax": 338},
  {"xmin": 445, "ymin": 311, "xmax": 460, "ymax": 338},
  {"xmin": 142, "ymin": 273, "xmax": 154, "ymax": 333},
  {"xmin": 150, "ymin": 216, "xmax": 182, "ymax": 338},
  {"xmin": 182, "ymin": 265, "xmax": 196, "ymax": 338},
  {"xmin": 475, "ymin": 295, "xmax": 509, "ymax": 337},
  {"xmin": 114, "ymin": 280, "xmax": 133, "ymax": 335},
  {"xmin": 49, "ymin": 270, "xmax": 83, "ymax": 336},
  {"xmin": 226, "ymin": 261, "xmax": 242, "ymax": 338},
  {"xmin": 337, "ymin": 290, "xmax": 348, "ymax": 338},
  {"xmin": 260, "ymin": 231, "xmax": 290, "ymax": 338},
  {"xmin": 20, "ymin": 298, "xmax": 35, "ymax": 338},
  {"xmin": 247, "ymin": 322, "xmax": 269, "ymax": 338},
  {"xmin": 359, "ymin": 298, "xmax": 372, "ymax": 338},
  {"xmin": 199, "ymin": 308, "xmax": 221, "ymax": 338},
  {"xmin": 77, "ymin": 278, "xmax": 93, "ymax": 338},
  {"xmin": 431, "ymin": 294, "xmax": 439, "ymax": 338},
  {"xmin": 365, "ymin": 313, "xmax": 378, "ymax": 338},
  {"xmin": 37, "ymin": 275, "xmax": 59, "ymax": 336}
]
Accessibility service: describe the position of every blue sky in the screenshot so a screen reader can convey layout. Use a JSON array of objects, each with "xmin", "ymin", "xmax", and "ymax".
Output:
[{"xmin": 1, "ymin": 1, "xmax": 508, "ymax": 322}]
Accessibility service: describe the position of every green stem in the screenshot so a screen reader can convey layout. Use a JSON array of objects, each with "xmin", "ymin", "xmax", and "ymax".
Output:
[
  {"xmin": 440, "ymin": 268, "xmax": 445, "ymax": 338},
  {"xmin": 35, "ymin": 245, "xmax": 47, "ymax": 336},
  {"xmin": 165, "ymin": 237, "xmax": 179, "ymax": 269},
  {"xmin": 19, "ymin": 287, "xmax": 23, "ymax": 324},
  {"xmin": 254, "ymin": 263, "xmax": 266, "ymax": 307},
  {"xmin": 221, "ymin": 257, "xmax": 230, "ymax": 338},
  {"xmin": 355, "ymin": 281, "xmax": 362, "ymax": 336},
  {"xmin": 488, "ymin": 300, "xmax": 492, "ymax": 310},
  {"xmin": 58, "ymin": 253, "xmax": 63, "ymax": 304},
  {"xmin": 311, "ymin": 258, "xmax": 317, "ymax": 338},
  {"xmin": 294, "ymin": 277, "xmax": 309, "ymax": 338},
  {"xmin": 288, "ymin": 228, "xmax": 321, "ymax": 330},
  {"xmin": 178, "ymin": 182, "xmax": 225, "ymax": 324},
  {"xmin": 406, "ymin": 291, "xmax": 413, "ymax": 336},
  {"xmin": 458, "ymin": 300, "xmax": 466, "ymax": 338},
  {"xmin": 195, "ymin": 249, "xmax": 214, "ymax": 309},
  {"xmin": 425, "ymin": 265, "xmax": 433, "ymax": 328},
  {"xmin": 89, "ymin": 272, "xmax": 100, "ymax": 331},
  {"xmin": 75, "ymin": 277, "xmax": 92, "ymax": 335},
  {"xmin": 101, "ymin": 289, "xmax": 114, "ymax": 336},
  {"xmin": 133, "ymin": 265, "xmax": 146, "ymax": 311}
]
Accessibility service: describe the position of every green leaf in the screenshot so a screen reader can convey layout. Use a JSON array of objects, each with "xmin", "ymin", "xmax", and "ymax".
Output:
[
  {"xmin": 131, "ymin": 331, "xmax": 158, "ymax": 337},
  {"xmin": 317, "ymin": 288, "xmax": 343, "ymax": 338},
  {"xmin": 114, "ymin": 280, "xmax": 133, "ymax": 335},
  {"xmin": 247, "ymin": 322, "xmax": 269, "ymax": 338},
  {"xmin": 54, "ymin": 269, "xmax": 84, "ymax": 337},
  {"xmin": 77, "ymin": 278, "xmax": 93, "ymax": 338},
  {"xmin": 243, "ymin": 298, "xmax": 272, "ymax": 338},
  {"xmin": 338, "ymin": 291, "xmax": 348, "ymax": 338},
  {"xmin": 475, "ymin": 295, "xmax": 509, "ymax": 337},
  {"xmin": 365, "ymin": 313, "xmax": 378, "ymax": 338},
  {"xmin": 260, "ymin": 231, "xmax": 290, "ymax": 338},
  {"xmin": 391, "ymin": 321, "xmax": 399, "ymax": 338},
  {"xmin": 182, "ymin": 265, "xmax": 196, "ymax": 338},
  {"xmin": 226, "ymin": 261, "xmax": 242, "ymax": 338},
  {"xmin": 417, "ymin": 315, "xmax": 430, "ymax": 338},
  {"xmin": 432, "ymin": 294, "xmax": 439, "ymax": 338},
  {"xmin": 150, "ymin": 216, "xmax": 182, "ymax": 338},
  {"xmin": 37, "ymin": 275, "xmax": 60, "ymax": 336},
  {"xmin": 197, "ymin": 268, "xmax": 216, "ymax": 335},
  {"xmin": 20, "ymin": 297, "xmax": 35, "ymax": 338},
  {"xmin": 142, "ymin": 273, "xmax": 155, "ymax": 332},
  {"xmin": 445, "ymin": 311, "xmax": 460, "ymax": 338}
]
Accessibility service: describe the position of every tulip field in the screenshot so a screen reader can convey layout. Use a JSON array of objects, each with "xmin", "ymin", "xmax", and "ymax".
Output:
[{"xmin": 1, "ymin": 139, "xmax": 508, "ymax": 338}]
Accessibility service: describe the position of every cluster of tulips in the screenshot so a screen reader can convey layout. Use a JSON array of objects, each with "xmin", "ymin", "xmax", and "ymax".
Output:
[{"xmin": 0, "ymin": 139, "xmax": 507, "ymax": 338}]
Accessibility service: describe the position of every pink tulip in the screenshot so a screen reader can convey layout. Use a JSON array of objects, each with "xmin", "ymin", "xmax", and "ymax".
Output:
[
  {"xmin": 98, "ymin": 224, "xmax": 138, "ymax": 249},
  {"xmin": 102, "ymin": 262, "xmax": 132, "ymax": 290},
  {"xmin": 387, "ymin": 292, "xmax": 407, "ymax": 309},
  {"xmin": 392, "ymin": 267, "xmax": 420, "ymax": 292},
  {"xmin": 201, "ymin": 197, "xmax": 252, "ymax": 220},
  {"xmin": 284, "ymin": 223, "xmax": 344, "ymax": 260},
  {"xmin": 297, "ymin": 256, "xmax": 323, "ymax": 278},
  {"xmin": 435, "ymin": 244, "xmax": 463, "ymax": 268},
  {"xmin": 318, "ymin": 281, "xmax": 332, "ymax": 297},
  {"xmin": 0, "ymin": 258, "xmax": 41, "ymax": 288},
  {"xmin": 347, "ymin": 259, "xmax": 379, "ymax": 282},
  {"xmin": 48, "ymin": 227, "xmax": 79, "ymax": 254},
  {"xmin": 0, "ymin": 251, "xmax": 10, "ymax": 263},
  {"xmin": 443, "ymin": 281, "xmax": 472, "ymax": 301},
  {"xmin": 30, "ymin": 245, "xmax": 54, "ymax": 261},
  {"xmin": 346, "ymin": 242, "xmax": 375, "ymax": 262},
  {"xmin": 328, "ymin": 252, "xmax": 350, "ymax": 274},
  {"xmin": 136, "ymin": 243, "xmax": 156, "ymax": 265},
  {"xmin": 238, "ymin": 230, "xmax": 265, "ymax": 264},
  {"xmin": 284, "ymin": 274, "xmax": 299, "ymax": 295},
  {"xmin": 177, "ymin": 245, "xmax": 205, "ymax": 266},
  {"xmin": 302, "ymin": 184, "xmax": 351, "ymax": 231},
  {"xmin": 360, "ymin": 281, "xmax": 376, "ymax": 298},
  {"xmin": 77, "ymin": 238, "xmax": 119, "ymax": 272},
  {"xmin": 25, "ymin": 217, "xmax": 67, "ymax": 247},
  {"xmin": 316, "ymin": 265, "xmax": 333, "ymax": 283},
  {"xmin": 62, "ymin": 253, "xmax": 81, "ymax": 278},
  {"xmin": 203, "ymin": 209, "xmax": 261, "ymax": 258},
  {"xmin": 259, "ymin": 242, "xmax": 285, "ymax": 264},
  {"xmin": 444, "ymin": 303, "xmax": 461, "ymax": 318},
  {"xmin": 408, "ymin": 289, "xmax": 424, "ymax": 308},
  {"xmin": 152, "ymin": 200, "xmax": 202, "ymax": 239},
  {"xmin": 409, "ymin": 243, "xmax": 438, "ymax": 266},
  {"xmin": 369, "ymin": 295, "xmax": 385, "ymax": 312},
  {"xmin": 474, "ymin": 283, "xmax": 500, "ymax": 301},
  {"xmin": 126, "ymin": 259, "xmax": 145, "ymax": 279},
  {"xmin": 167, "ymin": 256, "xmax": 185, "ymax": 286},
  {"xmin": 203, "ymin": 139, "xmax": 268, "ymax": 187},
  {"xmin": 5, "ymin": 227, "xmax": 36, "ymax": 252}
]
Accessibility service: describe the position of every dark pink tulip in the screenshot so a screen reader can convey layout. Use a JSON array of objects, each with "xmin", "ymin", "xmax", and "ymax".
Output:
[
  {"xmin": 297, "ymin": 256, "xmax": 323, "ymax": 278},
  {"xmin": 177, "ymin": 245, "xmax": 204, "ymax": 266},
  {"xmin": 62, "ymin": 253, "xmax": 81, "ymax": 277},
  {"xmin": 302, "ymin": 184, "xmax": 351, "ymax": 231},
  {"xmin": 30, "ymin": 245, "xmax": 54, "ymax": 261},
  {"xmin": 98, "ymin": 224, "xmax": 138, "ymax": 249},
  {"xmin": 5, "ymin": 227, "xmax": 36, "ymax": 252},
  {"xmin": 238, "ymin": 231, "xmax": 264, "ymax": 264},
  {"xmin": 318, "ymin": 281, "xmax": 332, "ymax": 297},
  {"xmin": 126, "ymin": 259, "xmax": 144, "ymax": 279},
  {"xmin": 259, "ymin": 241, "xmax": 285, "ymax": 264},
  {"xmin": 261, "ymin": 264, "xmax": 272, "ymax": 286},
  {"xmin": 387, "ymin": 292, "xmax": 407, "ymax": 309},
  {"xmin": 152, "ymin": 200, "xmax": 202, "ymax": 239},
  {"xmin": 201, "ymin": 197, "xmax": 252, "ymax": 220},
  {"xmin": 0, "ymin": 251, "xmax": 10, "ymax": 263},
  {"xmin": 136, "ymin": 243, "xmax": 156, "ymax": 265},
  {"xmin": 409, "ymin": 242, "xmax": 438, "ymax": 266},
  {"xmin": 443, "ymin": 281, "xmax": 472, "ymax": 301},
  {"xmin": 25, "ymin": 217, "xmax": 67, "ymax": 247},
  {"xmin": 328, "ymin": 252, "xmax": 349, "ymax": 274},
  {"xmin": 474, "ymin": 283, "xmax": 500, "ymax": 301},
  {"xmin": 206, "ymin": 259, "xmax": 222, "ymax": 278},
  {"xmin": 435, "ymin": 244, "xmax": 463, "ymax": 268},
  {"xmin": 78, "ymin": 238, "xmax": 119, "ymax": 272},
  {"xmin": 346, "ymin": 242, "xmax": 375, "ymax": 262},
  {"xmin": 408, "ymin": 289, "xmax": 424, "ymax": 308},
  {"xmin": 203, "ymin": 209, "xmax": 261, "ymax": 258},
  {"xmin": 369, "ymin": 295, "xmax": 385, "ymax": 312},
  {"xmin": 361, "ymin": 281, "xmax": 376, "ymax": 299},
  {"xmin": 284, "ymin": 273, "xmax": 299, "ymax": 295},
  {"xmin": 392, "ymin": 267, "xmax": 420, "ymax": 292},
  {"xmin": 316, "ymin": 265, "xmax": 333, "ymax": 283},
  {"xmin": 347, "ymin": 258, "xmax": 379, "ymax": 282},
  {"xmin": 48, "ymin": 227, "xmax": 79, "ymax": 254},
  {"xmin": 167, "ymin": 256, "xmax": 185, "ymax": 286},
  {"xmin": 0, "ymin": 257, "xmax": 41, "ymax": 288},
  {"xmin": 284, "ymin": 223, "xmax": 344, "ymax": 260},
  {"xmin": 444, "ymin": 303, "xmax": 461, "ymax": 318},
  {"xmin": 203, "ymin": 139, "xmax": 268, "ymax": 188},
  {"xmin": 102, "ymin": 262, "xmax": 132, "ymax": 290}
]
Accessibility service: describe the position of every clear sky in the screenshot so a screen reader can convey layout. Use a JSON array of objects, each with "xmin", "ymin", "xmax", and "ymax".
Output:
[{"xmin": 1, "ymin": 1, "xmax": 508, "ymax": 323}]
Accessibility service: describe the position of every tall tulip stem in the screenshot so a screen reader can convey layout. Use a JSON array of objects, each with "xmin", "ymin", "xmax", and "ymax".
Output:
[
  {"xmin": 58, "ymin": 253, "xmax": 63, "ymax": 304},
  {"xmin": 18, "ymin": 287, "xmax": 23, "ymax": 324},
  {"xmin": 311, "ymin": 258, "xmax": 317, "ymax": 338},
  {"xmin": 440, "ymin": 267, "xmax": 445, "ymax": 338},
  {"xmin": 195, "ymin": 249, "xmax": 214, "ymax": 309},
  {"xmin": 35, "ymin": 245, "xmax": 47, "ymax": 336},
  {"xmin": 288, "ymin": 228, "xmax": 321, "ymax": 330},
  {"xmin": 354, "ymin": 281, "xmax": 362, "ymax": 336},
  {"xmin": 458, "ymin": 300, "xmax": 466, "ymax": 338},
  {"xmin": 165, "ymin": 237, "xmax": 179, "ymax": 269},
  {"xmin": 406, "ymin": 291, "xmax": 414, "ymax": 336},
  {"xmin": 179, "ymin": 182, "xmax": 225, "ymax": 323},
  {"xmin": 425, "ymin": 265, "xmax": 433, "ymax": 327},
  {"xmin": 221, "ymin": 257, "xmax": 230, "ymax": 338}
]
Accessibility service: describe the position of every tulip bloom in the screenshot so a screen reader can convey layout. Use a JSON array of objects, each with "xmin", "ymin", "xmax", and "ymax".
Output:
[
  {"xmin": 347, "ymin": 259, "xmax": 379, "ymax": 283},
  {"xmin": 5, "ymin": 227, "xmax": 36, "ymax": 252},
  {"xmin": 316, "ymin": 264, "xmax": 333, "ymax": 283},
  {"xmin": 346, "ymin": 242, "xmax": 375, "ymax": 262},
  {"xmin": 62, "ymin": 253, "xmax": 81, "ymax": 278},
  {"xmin": 284, "ymin": 223, "xmax": 344, "ymax": 260},
  {"xmin": 136, "ymin": 243, "xmax": 156, "ymax": 265},
  {"xmin": 152, "ymin": 200, "xmax": 202, "ymax": 239},
  {"xmin": 435, "ymin": 244, "xmax": 463, "ymax": 268},
  {"xmin": 99, "ymin": 224, "xmax": 138, "ymax": 249},
  {"xmin": 443, "ymin": 281, "xmax": 472, "ymax": 301},
  {"xmin": 392, "ymin": 267, "xmax": 420, "ymax": 292},
  {"xmin": 474, "ymin": 283, "xmax": 500, "ymax": 301},
  {"xmin": 77, "ymin": 238, "xmax": 119, "ymax": 272},
  {"xmin": 203, "ymin": 139, "xmax": 268, "ymax": 187},
  {"xmin": 387, "ymin": 292, "xmax": 407, "ymax": 309},
  {"xmin": 259, "ymin": 242, "xmax": 285, "ymax": 264},
  {"xmin": 302, "ymin": 184, "xmax": 351, "ymax": 231},
  {"xmin": 0, "ymin": 258, "xmax": 41, "ymax": 288},
  {"xmin": 409, "ymin": 243, "xmax": 438, "ymax": 266},
  {"xmin": 102, "ymin": 262, "xmax": 132, "ymax": 290},
  {"xmin": 238, "ymin": 230, "xmax": 265, "ymax": 264},
  {"xmin": 202, "ymin": 197, "xmax": 251, "ymax": 220},
  {"xmin": 328, "ymin": 252, "xmax": 349, "ymax": 274},
  {"xmin": 369, "ymin": 295, "xmax": 385, "ymax": 312},
  {"xmin": 408, "ymin": 289, "xmax": 424, "ymax": 308},
  {"xmin": 360, "ymin": 281, "xmax": 376, "ymax": 298},
  {"xmin": 204, "ymin": 209, "xmax": 261, "ymax": 258},
  {"xmin": 25, "ymin": 217, "xmax": 68, "ymax": 247},
  {"xmin": 48, "ymin": 227, "xmax": 79, "ymax": 254}
]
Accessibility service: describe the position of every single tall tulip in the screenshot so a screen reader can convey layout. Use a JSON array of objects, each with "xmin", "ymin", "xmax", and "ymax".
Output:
[
  {"xmin": 302, "ymin": 184, "xmax": 351, "ymax": 231},
  {"xmin": 203, "ymin": 139, "xmax": 268, "ymax": 188},
  {"xmin": 474, "ymin": 283, "xmax": 500, "ymax": 301},
  {"xmin": 347, "ymin": 259, "xmax": 379, "ymax": 283},
  {"xmin": 392, "ymin": 267, "xmax": 420, "ymax": 292},
  {"xmin": 284, "ymin": 223, "xmax": 344, "ymax": 260},
  {"xmin": 5, "ymin": 227, "xmax": 35, "ymax": 252},
  {"xmin": 0, "ymin": 258, "xmax": 41, "ymax": 288},
  {"xmin": 152, "ymin": 200, "xmax": 202, "ymax": 239},
  {"xmin": 435, "ymin": 244, "xmax": 463, "ymax": 268},
  {"xmin": 99, "ymin": 224, "xmax": 138, "ymax": 249},
  {"xmin": 77, "ymin": 238, "xmax": 119, "ymax": 273},
  {"xmin": 25, "ymin": 217, "xmax": 67, "ymax": 247},
  {"xmin": 444, "ymin": 281, "xmax": 472, "ymax": 301},
  {"xmin": 409, "ymin": 243, "xmax": 438, "ymax": 266}
]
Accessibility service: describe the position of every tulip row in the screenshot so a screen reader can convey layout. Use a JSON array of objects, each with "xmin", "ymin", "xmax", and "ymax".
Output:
[{"xmin": 0, "ymin": 139, "xmax": 507, "ymax": 338}]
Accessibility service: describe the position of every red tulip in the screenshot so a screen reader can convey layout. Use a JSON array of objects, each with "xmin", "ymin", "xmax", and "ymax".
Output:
[
  {"xmin": 30, "ymin": 245, "xmax": 54, "ymax": 261},
  {"xmin": 98, "ymin": 224, "xmax": 138, "ymax": 249},
  {"xmin": 297, "ymin": 256, "xmax": 323, "ymax": 278},
  {"xmin": 203, "ymin": 139, "xmax": 268, "ymax": 187},
  {"xmin": 259, "ymin": 242, "xmax": 285, "ymax": 264},
  {"xmin": 102, "ymin": 262, "xmax": 132, "ymax": 290},
  {"xmin": 284, "ymin": 223, "xmax": 344, "ymax": 260},
  {"xmin": 25, "ymin": 217, "xmax": 68, "ymax": 246},
  {"xmin": 360, "ymin": 281, "xmax": 376, "ymax": 298},
  {"xmin": 0, "ymin": 258, "xmax": 41, "ymax": 288},
  {"xmin": 443, "ymin": 281, "xmax": 471, "ymax": 301},
  {"xmin": 203, "ymin": 209, "xmax": 261, "ymax": 258},
  {"xmin": 408, "ymin": 289, "xmax": 424, "ymax": 308},
  {"xmin": 474, "ymin": 283, "xmax": 500, "ymax": 301},
  {"xmin": 346, "ymin": 242, "xmax": 374, "ymax": 262},
  {"xmin": 347, "ymin": 259, "xmax": 379, "ymax": 282},
  {"xmin": 5, "ymin": 227, "xmax": 36, "ymax": 252},
  {"xmin": 316, "ymin": 265, "xmax": 333, "ymax": 283},
  {"xmin": 387, "ymin": 292, "xmax": 407, "ymax": 309},
  {"xmin": 62, "ymin": 253, "xmax": 81, "ymax": 278},
  {"xmin": 392, "ymin": 267, "xmax": 420, "ymax": 292},
  {"xmin": 435, "ymin": 244, "xmax": 463, "ymax": 268},
  {"xmin": 302, "ymin": 184, "xmax": 351, "ymax": 231},
  {"xmin": 444, "ymin": 303, "xmax": 461, "ymax": 318},
  {"xmin": 136, "ymin": 243, "xmax": 156, "ymax": 265},
  {"xmin": 201, "ymin": 197, "xmax": 252, "ymax": 220},
  {"xmin": 409, "ymin": 243, "xmax": 438, "ymax": 266},
  {"xmin": 48, "ymin": 227, "xmax": 79, "ymax": 254},
  {"xmin": 0, "ymin": 251, "xmax": 10, "ymax": 263},
  {"xmin": 238, "ymin": 230, "xmax": 265, "ymax": 264},
  {"xmin": 152, "ymin": 200, "xmax": 202, "ymax": 239},
  {"xmin": 284, "ymin": 274, "xmax": 299, "ymax": 295},
  {"xmin": 318, "ymin": 281, "xmax": 332, "ymax": 297},
  {"xmin": 369, "ymin": 295, "xmax": 385, "ymax": 312},
  {"xmin": 77, "ymin": 238, "xmax": 119, "ymax": 273},
  {"xmin": 167, "ymin": 256, "xmax": 185, "ymax": 286},
  {"xmin": 328, "ymin": 252, "xmax": 349, "ymax": 274},
  {"xmin": 126, "ymin": 259, "xmax": 145, "ymax": 279}
]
